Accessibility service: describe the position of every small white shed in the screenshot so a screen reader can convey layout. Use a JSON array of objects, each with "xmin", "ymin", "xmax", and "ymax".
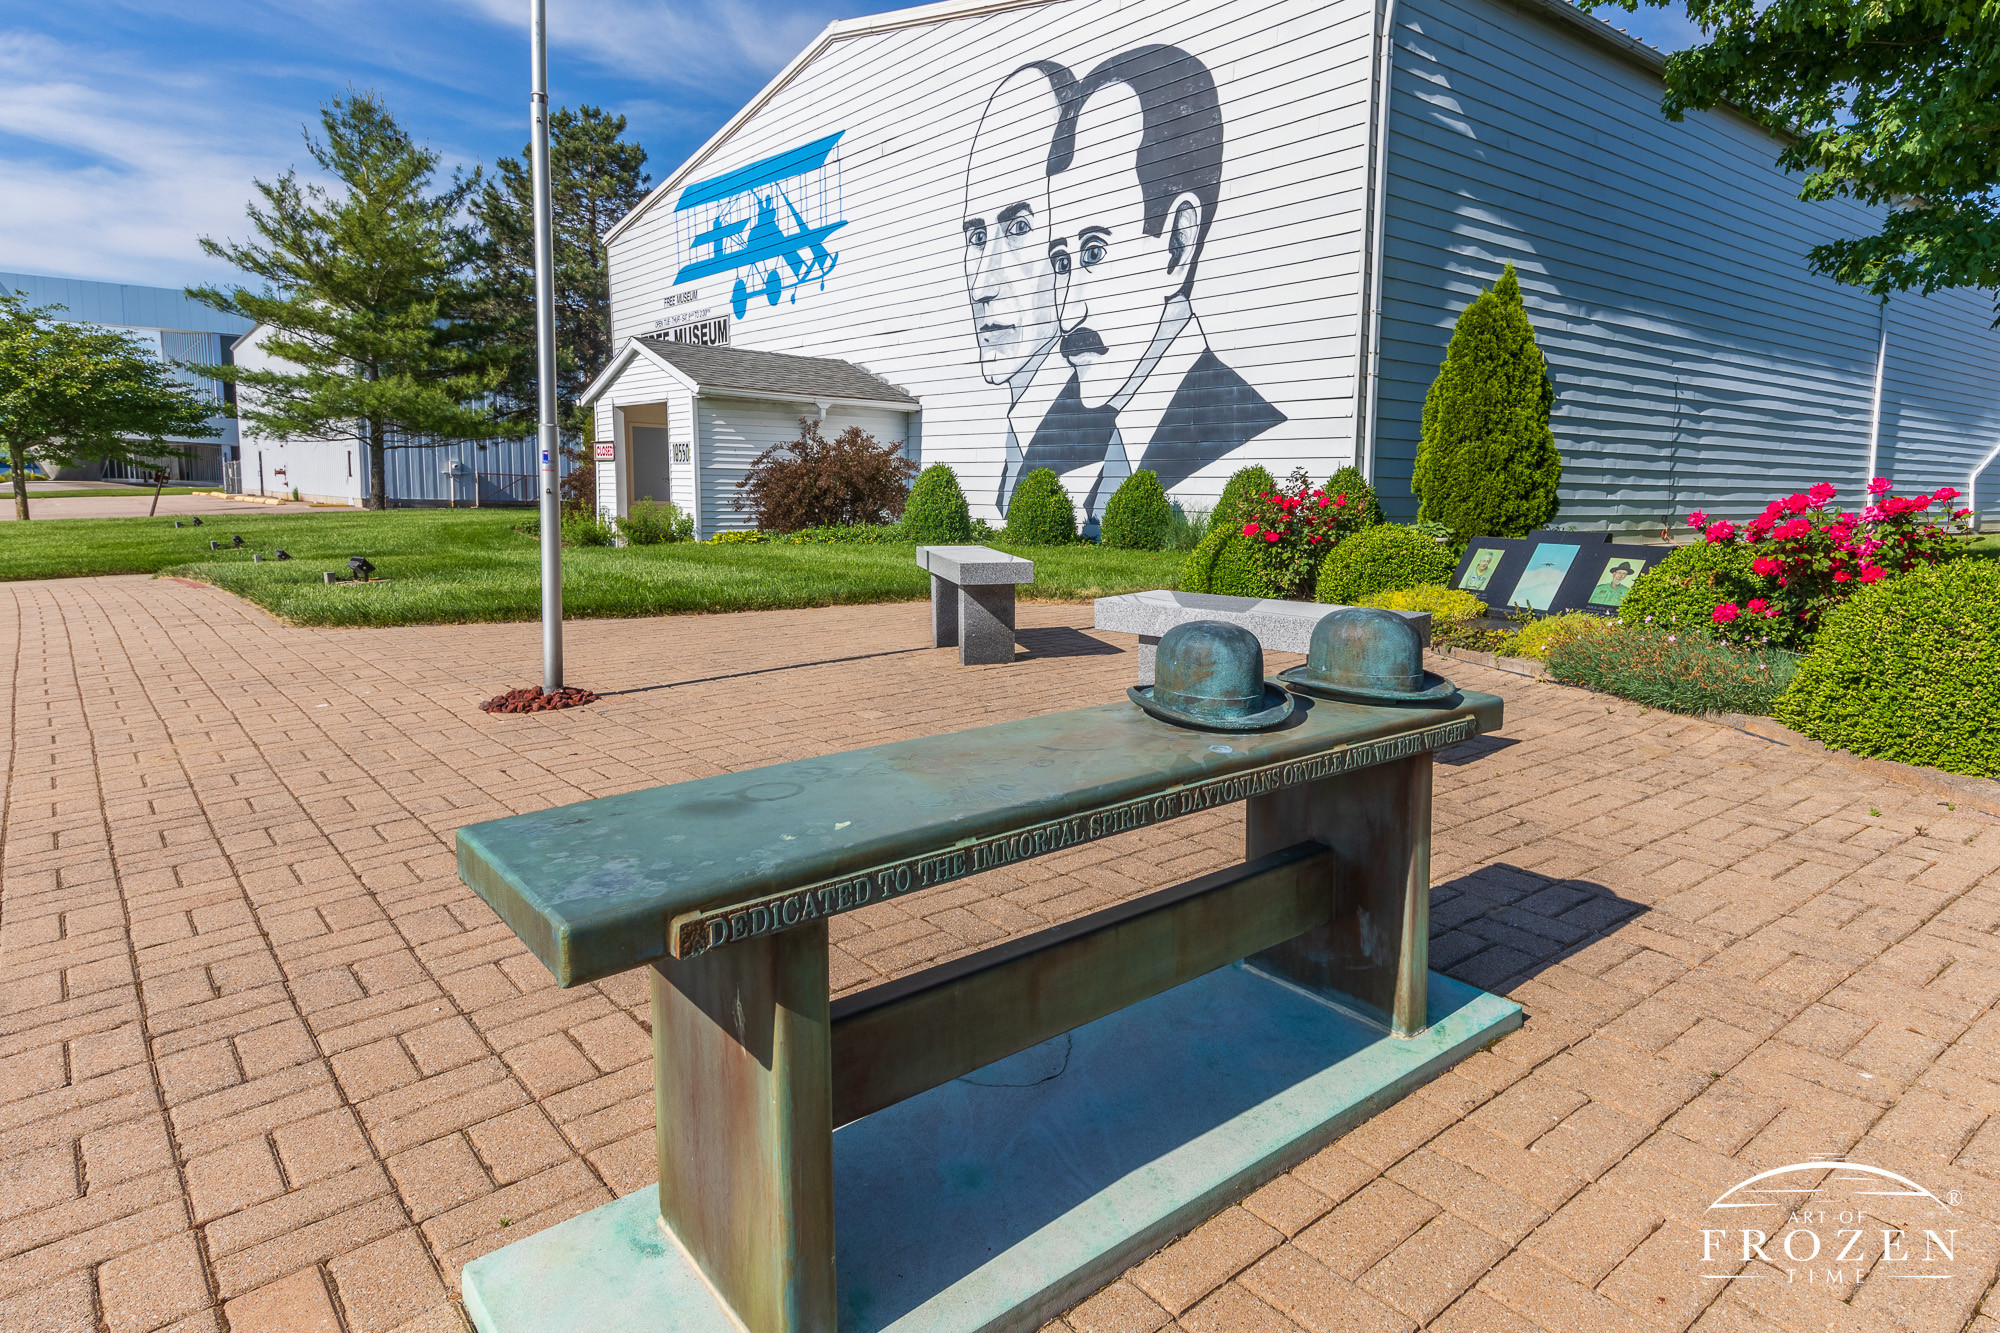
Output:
[{"xmin": 581, "ymin": 338, "xmax": 921, "ymax": 536}]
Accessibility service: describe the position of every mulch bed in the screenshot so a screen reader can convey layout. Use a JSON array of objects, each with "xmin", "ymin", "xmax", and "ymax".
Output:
[{"xmin": 479, "ymin": 685, "xmax": 600, "ymax": 714}]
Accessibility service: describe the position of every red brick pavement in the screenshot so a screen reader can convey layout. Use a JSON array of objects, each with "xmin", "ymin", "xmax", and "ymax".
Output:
[{"xmin": 4, "ymin": 575, "xmax": 2000, "ymax": 1333}]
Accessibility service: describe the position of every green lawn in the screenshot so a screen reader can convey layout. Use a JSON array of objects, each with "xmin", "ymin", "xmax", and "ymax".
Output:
[
  {"xmin": 0, "ymin": 508, "xmax": 1186, "ymax": 627},
  {"xmin": 23, "ymin": 486, "xmax": 200, "ymax": 500}
]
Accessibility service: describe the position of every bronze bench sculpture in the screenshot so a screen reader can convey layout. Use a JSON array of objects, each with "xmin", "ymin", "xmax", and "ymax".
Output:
[{"xmin": 454, "ymin": 611, "xmax": 1521, "ymax": 1333}]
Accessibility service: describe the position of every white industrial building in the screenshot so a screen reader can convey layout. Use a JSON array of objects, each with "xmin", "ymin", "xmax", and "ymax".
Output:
[{"xmin": 581, "ymin": 0, "xmax": 2000, "ymax": 536}]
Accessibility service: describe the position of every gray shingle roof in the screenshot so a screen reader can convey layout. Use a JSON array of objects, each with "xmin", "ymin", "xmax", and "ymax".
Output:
[{"xmin": 636, "ymin": 339, "xmax": 918, "ymax": 406}]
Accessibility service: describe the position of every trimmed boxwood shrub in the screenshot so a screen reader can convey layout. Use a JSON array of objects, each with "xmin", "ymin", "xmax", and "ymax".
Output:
[
  {"xmin": 1775, "ymin": 560, "xmax": 2000, "ymax": 776},
  {"xmin": 903, "ymin": 464, "xmax": 975, "ymax": 544},
  {"xmin": 1548, "ymin": 630, "xmax": 1799, "ymax": 715},
  {"xmin": 1215, "ymin": 464, "xmax": 1277, "ymax": 527},
  {"xmin": 1101, "ymin": 469, "xmax": 1173, "ymax": 550},
  {"xmin": 1004, "ymin": 467, "xmax": 1077, "ymax": 545},
  {"xmin": 1178, "ymin": 525, "xmax": 1281, "ymax": 596},
  {"xmin": 1315, "ymin": 524, "xmax": 1459, "ymax": 604},
  {"xmin": 1325, "ymin": 465, "xmax": 1386, "ymax": 528},
  {"xmin": 1619, "ymin": 541, "xmax": 1763, "ymax": 638}
]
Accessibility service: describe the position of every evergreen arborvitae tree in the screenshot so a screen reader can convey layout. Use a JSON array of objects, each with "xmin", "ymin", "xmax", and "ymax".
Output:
[
  {"xmin": 903, "ymin": 463, "xmax": 974, "ymax": 543},
  {"xmin": 474, "ymin": 106, "xmax": 652, "ymax": 428},
  {"xmin": 1100, "ymin": 469, "xmax": 1173, "ymax": 549},
  {"xmin": 1411, "ymin": 264, "xmax": 1562, "ymax": 537},
  {"xmin": 193, "ymin": 92, "xmax": 517, "ymax": 508},
  {"xmin": 1004, "ymin": 468, "xmax": 1076, "ymax": 544}
]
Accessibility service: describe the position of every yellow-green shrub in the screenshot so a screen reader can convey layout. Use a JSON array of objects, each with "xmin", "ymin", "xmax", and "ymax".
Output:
[
  {"xmin": 1510, "ymin": 611, "xmax": 1613, "ymax": 661},
  {"xmin": 1358, "ymin": 584, "xmax": 1486, "ymax": 628}
]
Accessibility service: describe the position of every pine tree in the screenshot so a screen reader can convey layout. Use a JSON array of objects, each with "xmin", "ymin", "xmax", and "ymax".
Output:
[
  {"xmin": 192, "ymin": 91, "xmax": 517, "ymax": 509},
  {"xmin": 1411, "ymin": 264, "xmax": 1562, "ymax": 538},
  {"xmin": 0, "ymin": 292, "xmax": 221, "ymax": 520},
  {"xmin": 473, "ymin": 106, "xmax": 652, "ymax": 428}
]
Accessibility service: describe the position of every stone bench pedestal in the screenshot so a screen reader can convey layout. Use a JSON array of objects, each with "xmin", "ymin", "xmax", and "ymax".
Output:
[
  {"xmin": 919, "ymin": 545, "xmax": 1035, "ymax": 665},
  {"xmin": 1095, "ymin": 590, "xmax": 1432, "ymax": 684}
]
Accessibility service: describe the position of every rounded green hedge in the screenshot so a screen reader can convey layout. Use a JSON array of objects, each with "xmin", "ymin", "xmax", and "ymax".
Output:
[
  {"xmin": 1324, "ymin": 465, "xmax": 1386, "ymax": 529},
  {"xmin": 1101, "ymin": 469, "xmax": 1173, "ymax": 550},
  {"xmin": 1178, "ymin": 527, "xmax": 1279, "ymax": 596},
  {"xmin": 1618, "ymin": 540, "xmax": 1761, "ymax": 636},
  {"xmin": 1004, "ymin": 467, "xmax": 1076, "ymax": 545},
  {"xmin": 1214, "ymin": 464, "xmax": 1277, "ymax": 527},
  {"xmin": 1775, "ymin": 560, "xmax": 2000, "ymax": 776},
  {"xmin": 1315, "ymin": 524, "xmax": 1459, "ymax": 604},
  {"xmin": 902, "ymin": 464, "xmax": 974, "ymax": 544}
]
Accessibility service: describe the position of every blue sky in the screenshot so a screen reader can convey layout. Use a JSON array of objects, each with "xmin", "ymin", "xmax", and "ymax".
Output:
[{"xmin": 0, "ymin": 0, "xmax": 1706, "ymax": 291}]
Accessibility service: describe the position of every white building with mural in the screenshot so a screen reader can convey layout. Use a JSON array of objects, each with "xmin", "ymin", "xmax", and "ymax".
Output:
[{"xmin": 582, "ymin": 0, "xmax": 2000, "ymax": 536}]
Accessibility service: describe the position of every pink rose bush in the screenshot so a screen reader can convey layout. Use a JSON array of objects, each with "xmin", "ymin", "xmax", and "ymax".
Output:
[
  {"xmin": 1691, "ymin": 477, "xmax": 1968, "ymax": 645},
  {"xmin": 1240, "ymin": 467, "xmax": 1373, "ymax": 598}
]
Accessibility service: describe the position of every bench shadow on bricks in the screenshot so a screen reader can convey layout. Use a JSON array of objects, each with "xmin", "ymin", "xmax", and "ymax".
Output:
[
  {"xmin": 1430, "ymin": 863, "xmax": 1647, "ymax": 996},
  {"xmin": 1016, "ymin": 625, "xmax": 1126, "ymax": 661}
]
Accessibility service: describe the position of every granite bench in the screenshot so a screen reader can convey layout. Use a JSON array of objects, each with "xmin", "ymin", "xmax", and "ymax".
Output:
[
  {"xmin": 919, "ymin": 544, "xmax": 1034, "ymax": 665},
  {"xmin": 453, "ymin": 680, "xmax": 1516, "ymax": 1333},
  {"xmin": 1095, "ymin": 589, "xmax": 1432, "ymax": 684}
]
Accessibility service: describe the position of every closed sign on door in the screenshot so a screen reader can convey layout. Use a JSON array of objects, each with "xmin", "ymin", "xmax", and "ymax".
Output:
[{"xmin": 595, "ymin": 444, "xmax": 615, "ymax": 460}]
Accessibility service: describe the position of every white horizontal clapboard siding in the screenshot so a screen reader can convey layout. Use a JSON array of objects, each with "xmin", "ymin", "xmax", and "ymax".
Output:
[
  {"xmin": 1374, "ymin": 0, "xmax": 2000, "ymax": 527},
  {"xmin": 697, "ymin": 400, "xmax": 915, "ymax": 534},
  {"xmin": 607, "ymin": 0, "xmax": 1378, "ymax": 520}
]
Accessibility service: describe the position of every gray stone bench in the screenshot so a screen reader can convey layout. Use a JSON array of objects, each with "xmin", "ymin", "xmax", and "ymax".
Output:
[
  {"xmin": 918, "ymin": 545, "xmax": 1034, "ymax": 665},
  {"xmin": 1095, "ymin": 589, "xmax": 1431, "ymax": 684}
]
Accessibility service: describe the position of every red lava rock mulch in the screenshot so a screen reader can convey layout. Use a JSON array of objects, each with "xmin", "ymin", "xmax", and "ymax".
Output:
[{"xmin": 479, "ymin": 685, "xmax": 600, "ymax": 713}]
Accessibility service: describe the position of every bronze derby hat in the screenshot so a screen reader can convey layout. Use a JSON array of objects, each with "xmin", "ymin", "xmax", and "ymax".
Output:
[
  {"xmin": 1128, "ymin": 621, "xmax": 1296, "ymax": 731},
  {"xmin": 1279, "ymin": 607, "xmax": 1458, "ymax": 705}
]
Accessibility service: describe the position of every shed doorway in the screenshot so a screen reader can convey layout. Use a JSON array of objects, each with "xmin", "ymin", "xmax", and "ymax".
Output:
[{"xmin": 629, "ymin": 424, "xmax": 673, "ymax": 508}]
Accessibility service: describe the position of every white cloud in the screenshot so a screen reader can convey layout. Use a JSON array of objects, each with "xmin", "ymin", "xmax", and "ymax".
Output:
[
  {"xmin": 0, "ymin": 32, "xmax": 300, "ymax": 287},
  {"xmin": 443, "ymin": 0, "xmax": 838, "ymax": 96}
]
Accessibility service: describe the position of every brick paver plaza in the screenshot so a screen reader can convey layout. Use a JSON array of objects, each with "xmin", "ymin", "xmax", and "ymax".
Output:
[{"xmin": 6, "ymin": 574, "xmax": 2000, "ymax": 1333}]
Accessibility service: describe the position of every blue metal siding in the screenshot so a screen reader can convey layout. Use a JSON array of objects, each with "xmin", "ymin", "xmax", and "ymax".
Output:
[
  {"xmin": 1373, "ymin": 0, "xmax": 2000, "ymax": 529},
  {"xmin": 1878, "ymin": 290, "xmax": 2000, "ymax": 507},
  {"xmin": 0, "ymin": 272, "xmax": 255, "ymax": 336},
  {"xmin": 362, "ymin": 434, "xmax": 553, "ymax": 506}
]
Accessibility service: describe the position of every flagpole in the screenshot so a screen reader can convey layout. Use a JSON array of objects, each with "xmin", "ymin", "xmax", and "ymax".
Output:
[{"xmin": 531, "ymin": 0, "xmax": 564, "ymax": 692}]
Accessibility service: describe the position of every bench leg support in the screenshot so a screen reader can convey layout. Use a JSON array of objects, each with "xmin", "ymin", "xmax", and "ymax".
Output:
[
  {"xmin": 1244, "ymin": 752, "xmax": 1432, "ymax": 1037},
  {"xmin": 930, "ymin": 574, "xmax": 959, "ymax": 649},
  {"xmin": 1134, "ymin": 634, "xmax": 1161, "ymax": 686},
  {"xmin": 650, "ymin": 921, "xmax": 836, "ymax": 1333},
  {"xmin": 958, "ymin": 584, "xmax": 1017, "ymax": 665}
]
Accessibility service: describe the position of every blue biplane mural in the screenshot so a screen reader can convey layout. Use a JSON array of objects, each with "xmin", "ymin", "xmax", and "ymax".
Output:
[{"xmin": 673, "ymin": 132, "xmax": 847, "ymax": 321}]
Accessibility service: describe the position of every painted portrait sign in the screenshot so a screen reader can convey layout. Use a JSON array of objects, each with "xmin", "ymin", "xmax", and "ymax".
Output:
[
  {"xmin": 1506, "ymin": 543, "xmax": 1580, "ymax": 611},
  {"xmin": 1459, "ymin": 546, "xmax": 1505, "ymax": 592},
  {"xmin": 1587, "ymin": 556, "xmax": 1645, "ymax": 607}
]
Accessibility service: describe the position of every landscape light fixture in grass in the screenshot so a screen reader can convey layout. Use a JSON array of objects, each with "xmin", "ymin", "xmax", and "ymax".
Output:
[
  {"xmin": 208, "ymin": 539, "xmax": 218, "ymax": 550},
  {"xmin": 192, "ymin": 517, "xmax": 202, "ymax": 526},
  {"xmin": 349, "ymin": 556, "xmax": 375, "ymax": 581},
  {"xmin": 231, "ymin": 534, "xmax": 244, "ymax": 548},
  {"xmin": 173, "ymin": 521, "xmax": 183, "ymax": 528},
  {"xmin": 275, "ymin": 549, "xmax": 290, "ymax": 561}
]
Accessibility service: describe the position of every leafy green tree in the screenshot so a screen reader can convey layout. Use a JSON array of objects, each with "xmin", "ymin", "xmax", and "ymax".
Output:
[
  {"xmin": 1100, "ymin": 470, "xmax": 1173, "ymax": 549},
  {"xmin": 192, "ymin": 91, "xmax": 517, "ymax": 509},
  {"xmin": 474, "ymin": 106, "xmax": 652, "ymax": 427},
  {"xmin": 1588, "ymin": 0, "xmax": 1999, "ymax": 301},
  {"xmin": 0, "ymin": 292, "xmax": 220, "ymax": 520},
  {"xmin": 1411, "ymin": 265, "xmax": 1562, "ymax": 538}
]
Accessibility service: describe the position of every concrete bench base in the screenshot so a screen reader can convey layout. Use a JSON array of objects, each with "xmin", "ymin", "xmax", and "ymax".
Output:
[
  {"xmin": 920, "ymin": 545, "xmax": 1034, "ymax": 665},
  {"xmin": 461, "ymin": 967, "xmax": 1518, "ymax": 1333},
  {"xmin": 1095, "ymin": 590, "xmax": 1432, "ymax": 685}
]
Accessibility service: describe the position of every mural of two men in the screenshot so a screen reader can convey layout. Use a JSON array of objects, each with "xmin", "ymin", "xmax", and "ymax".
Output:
[{"xmin": 963, "ymin": 44, "xmax": 1286, "ymax": 523}]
